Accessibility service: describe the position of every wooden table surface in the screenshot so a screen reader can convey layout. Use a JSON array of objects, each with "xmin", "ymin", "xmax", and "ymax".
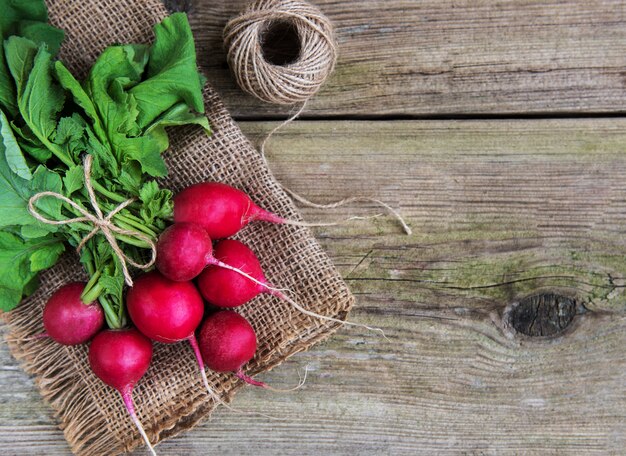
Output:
[{"xmin": 2, "ymin": 0, "xmax": 626, "ymax": 454}]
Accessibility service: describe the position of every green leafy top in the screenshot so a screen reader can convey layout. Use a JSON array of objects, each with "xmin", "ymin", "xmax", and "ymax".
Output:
[
  {"xmin": 0, "ymin": 0, "xmax": 63, "ymax": 116},
  {"xmin": 0, "ymin": 0, "xmax": 210, "ymax": 326}
]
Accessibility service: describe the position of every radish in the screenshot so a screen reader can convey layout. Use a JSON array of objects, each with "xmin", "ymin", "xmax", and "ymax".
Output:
[
  {"xmin": 195, "ymin": 239, "xmax": 267, "ymax": 308},
  {"xmin": 196, "ymin": 240, "xmax": 385, "ymax": 335},
  {"xmin": 88, "ymin": 329, "xmax": 156, "ymax": 456},
  {"xmin": 125, "ymin": 271, "xmax": 223, "ymax": 404},
  {"xmin": 173, "ymin": 182, "xmax": 289, "ymax": 239},
  {"xmin": 197, "ymin": 310, "xmax": 280, "ymax": 389},
  {"xmin": 126, "ymin": 271, "xmax": 282, "ymax": 418},
  {"xmin": 42, "ymin": 282, "xmax": 105, "ymax": 345},
  {"xmin": 155, "ymin": 222, "xmax": 218, "ymax": 282},
  {"xmin": 198, "ymin": 311, "xmax": 256, "ymax": 375}
]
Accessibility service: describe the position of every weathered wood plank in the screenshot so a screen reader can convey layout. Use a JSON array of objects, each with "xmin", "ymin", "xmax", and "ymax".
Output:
[
  {"xmin": 183, "ymin": 0, "xmax": 626, "ymax": 118},
  {"xmin": 2, "ymin": 119, "xmax": 626, "ymax": 454},
  {"xmin": 244, "ymin": 119, "xmax": 626, "ymax": 313},
  {"xmin": 3, "ymin": 316, "xmax": 626, "ymax": 455}
]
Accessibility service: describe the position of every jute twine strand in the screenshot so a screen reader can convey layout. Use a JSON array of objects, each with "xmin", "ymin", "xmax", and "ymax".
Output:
[
  {"xmin": 27, "ymin": 155, "xmax": 157, "ymax": 286},
  {"xmin": 224, "ymin": 0, "xmax": 338, "ymax": 104},
  {"xmin": 259, "ymin": 101, "xmax": 413, "ymax": 235}
]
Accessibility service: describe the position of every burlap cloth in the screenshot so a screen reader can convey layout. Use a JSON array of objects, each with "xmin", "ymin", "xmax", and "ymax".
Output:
[{"xmin": 2, "ymin": 0, "xmax": 354, "ymax": 454}]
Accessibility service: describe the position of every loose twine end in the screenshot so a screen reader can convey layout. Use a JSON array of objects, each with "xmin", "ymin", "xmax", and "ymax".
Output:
[
  {"xmin": 259, "ymin": 102, "xmax": 412, "ymax": 236},
  {"xmin": 27, "ymin": 155, "xmax": 157, "ymax": 287}
]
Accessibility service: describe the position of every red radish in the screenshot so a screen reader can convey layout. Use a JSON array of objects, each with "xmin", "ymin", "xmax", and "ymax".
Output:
[
  {"xmin": 172, "ymin": 181, "xmax": 413, "ymax": 240},
  {"xmin": 198, "ymin": 311, "xmax": 256, "ymax": 373},
  {"xmin": 196, "ymin": 240, "xmax": 267, "ymax": 308},
  {"xmin": 155, "ymin": 222, "xmax": 216, "ymax": 282},
  {"xmin": 126, "ymin": 271, "xmax": 221, "ymax": 403},
  {"xmin": 197, "ymin": 310, "xmax": 270, "ymax": 388},
  {"xmin": 42, "ymin": 282, "xmax": 104, "ymax": 345},
  {"xmin": 196, "ymin": 240, "xmax": 385, "ymax": 336},
  {"xmin": 126, "ymin": 271, "xmax": 204, "ymax": 344},
  {"xmin": 173, "ymin": 182, "xmax": 287, "ymax": 239},
  {"xmin": 198, "ymin": 311, "xmax": 307, "ymax": 391},
  {"xmin": 88, "ymin": 329, "xmax": 155, "ymax": 456}
]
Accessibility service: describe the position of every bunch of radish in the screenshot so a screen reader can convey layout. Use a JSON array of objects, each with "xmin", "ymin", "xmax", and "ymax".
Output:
[{"xmin": 38, "ymin": 181, "xmax": 378, "ymax": 455}]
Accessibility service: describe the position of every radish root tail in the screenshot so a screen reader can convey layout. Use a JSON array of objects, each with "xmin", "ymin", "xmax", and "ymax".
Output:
[
  {"xmin": 284, "ymin": 191, "xmax": 412, "ymax": 235},
  {"xmin": 235, "ymin": 365, "xmax": 308, "ymax": 392},
  {"xmin": 277, "ymin": 213, "xmax": 384, "ymax": 228},
  {"xmin": 120, "ymin": 388, "xmax": 156, "ymax": 456},
  {"xmin": 235, "ymin": 366, "xmax": 309, "ymax": 393},
  {"xmin": 202, "ymin": 370, "xmax": 281, "ymax": 420},
  {"xmin": 187, "ymin": 336, "xmax": 235, "ymax": 410},
  {"xmin": 209, "ymin": 259, "xmax": 289, "ymax": 293},
  {"xmin": 209, "ymin": 259, "xmax": 387, "ymax": 338},
  {"xmin": 272, "ymin": 289, "xmax": 388, "ymax": 340}
]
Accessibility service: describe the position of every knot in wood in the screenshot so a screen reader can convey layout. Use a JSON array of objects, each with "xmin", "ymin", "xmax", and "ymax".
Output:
[{"xmin": 509, "ymin": 293, "xmax": 576, "ymax": 337}]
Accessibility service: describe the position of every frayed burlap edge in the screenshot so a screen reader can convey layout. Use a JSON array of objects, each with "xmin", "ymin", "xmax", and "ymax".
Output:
[{"xmin": 2, "ymin": 0, "xmax": 354, "ymax": 455}]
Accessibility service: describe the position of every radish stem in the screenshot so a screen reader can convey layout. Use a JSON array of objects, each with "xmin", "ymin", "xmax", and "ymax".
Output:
[
  {"xmin": 98, "ymin": 295, "xmax": 122, "ymax": 329},
  {"xmin": 81, "ymin": 270, "xmax": 103, "ymax": 303}
]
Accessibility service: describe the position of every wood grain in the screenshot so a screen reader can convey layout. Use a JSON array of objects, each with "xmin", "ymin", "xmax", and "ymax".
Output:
[
  {"xmin": 184, "ymin": 0, "xmax": 626, "ymax": 118},
  {"xmin": 3, "ymin": 119, "xmax": 626, "ymax": 455},
  {"xmin": 242, "ymin": 119, "xmax": 626, "ymax": 314}
]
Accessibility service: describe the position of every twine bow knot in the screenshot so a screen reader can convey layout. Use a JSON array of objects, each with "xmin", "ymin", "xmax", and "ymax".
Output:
[{"xmin": 28, "ymin": 155, "xmax": 156, "ymax": 286}]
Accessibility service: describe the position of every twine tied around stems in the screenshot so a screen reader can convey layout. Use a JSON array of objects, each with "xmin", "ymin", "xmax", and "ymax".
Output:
[{"xmin": 27, "ymin": 155, "xmax": 156, "ymax": 286}]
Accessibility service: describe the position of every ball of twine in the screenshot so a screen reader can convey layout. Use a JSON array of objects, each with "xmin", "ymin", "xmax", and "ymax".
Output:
[{"xmin": 223, "ymin": 0, "xmax": 338, "ymax": 105}]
